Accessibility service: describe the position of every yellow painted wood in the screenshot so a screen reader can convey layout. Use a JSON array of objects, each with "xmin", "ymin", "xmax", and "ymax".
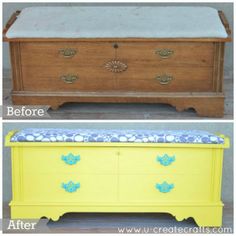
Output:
[
  {"xmin": 22, "ymin": 147, "xmax": 118, "ymax": 174},
  {"xmin": 23, "ymin": 173, "xmax": 118, "ymax": 202},
  {"xmin": 11, "ymin": 147, "xmax": 22, "ymax": 202},
  {"xmin": 119, "ymin": 147, "xmax": 213, "ymax": 174},
  {"xmin": 119, "ymin": 174, "xmax": 212, "ymax": 202},
  {"xmin": 10, "ymin": 203, "xmax": 223, "ymax": 226},
  {"xmin": 5, "ymin": 130, "xmax": 229, "ymax": 227}
]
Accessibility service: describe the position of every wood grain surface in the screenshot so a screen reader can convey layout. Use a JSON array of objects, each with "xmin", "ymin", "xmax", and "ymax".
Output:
[
  {"xmin": 3, "ymin": 75, "xmax": 233, "ymax": 119},
  {"xmin": 5, "ymin": 10, "xmax": 231, "ymax": 117}
]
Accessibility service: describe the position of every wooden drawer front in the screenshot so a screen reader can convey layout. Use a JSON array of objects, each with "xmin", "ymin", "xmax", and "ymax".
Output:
[
  {"xmin": 119, "ymin": 174, "xmax": 211, "ymax": 202},
  {"xmin": 118, "ymin": 42, "xmax": 214, "ymax": 67},
  {"xmin": 116, "ymin": 66, "xmax": 213, "ymax": 92},
  {"xmin": 20, "ymin": 42, "xmax": 214, "ymax": 67},
  {"xmin": 23, "ymin": 173, "xmax": 117, "ymax": 202},
  {"xmin": 119, "ymin": 148, "xmax": 212, "ymax": 174},
  {"xmin": 22, "ymin": 66, "xmax": 212, "ymax": 92},
  {"xmin": 21, "ymin": 66, "xmax": 116, "ymax": 91},
  {"xmin": 20, "ymin": 41, "xmax": 213, "ymax": 92},
  {"xmin": 20, "ymin": 42, "xmax": 115, "ymax": 66},
  {"xmin": 22, "ymin": 147, "xmax": 118, "ymax": 174}
]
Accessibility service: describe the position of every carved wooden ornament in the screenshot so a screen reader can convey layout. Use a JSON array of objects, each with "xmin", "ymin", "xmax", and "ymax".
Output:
[{"xmin": 105, "ymin": 60, "xmax": 128, "ymax": 73}]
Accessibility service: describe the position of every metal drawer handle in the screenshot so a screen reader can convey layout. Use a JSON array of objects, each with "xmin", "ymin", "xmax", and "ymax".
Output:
[
  {"xmin": 61, "ymin": 153, "xmax": 80, "ymax": 165},
  {"xmin": 62, "ymin": 181, "xmax": 80, "ymax": 193},
  {"xmin": 156, "ymin": 181, "xmax": 174, "ymax": 193},
  {"xmin": 156, "ymin": 49, "xmax": 174, "ymax": 59},
  {"xmin": 156, "ymin": 74, "xmax": 173, "ymax": 85},
  {"xmin": 59, "ymin": 48, "xmax": 77, "ymax": 58},
  {"xmin": 157, "ymin": 154, "xmax": 175, "ymax": 166},
  {"xmin": 60, "ymin": 74, "xmax": 78, "ymax": 84}
]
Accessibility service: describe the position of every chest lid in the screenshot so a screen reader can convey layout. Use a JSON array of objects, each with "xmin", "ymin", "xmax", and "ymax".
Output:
[
  {"xmin": 5, "ymin": 6, "xmax": 228, "ymax": 39},
  {"xmin": 8, "ymin": 128, "xmax": 225, "ymax": 144}
]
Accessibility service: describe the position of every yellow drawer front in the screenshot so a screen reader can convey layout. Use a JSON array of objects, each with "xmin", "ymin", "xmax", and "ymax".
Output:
[
  {"xmin": 119, "ymin": 147, "xmax": 213, "ymax": 174},
  {"xmin": 22, "ymin": 173, "xmax": 118, "ymax": 202},
  {"xmin": 119, "ymin": 174, "xmax": 212, "ymax": 203},
  {"xmin": 22, "ymin": 147, "xmax": 118, "ymax": 174}
]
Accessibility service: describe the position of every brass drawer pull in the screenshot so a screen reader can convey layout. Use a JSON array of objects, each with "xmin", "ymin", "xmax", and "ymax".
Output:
[
  {"xmin": 156, "ymin": 49, "xmax": 174, "ymax": 59},
  {"xmin": 59, "ymin": 48, "xmax": 77, "ymax": 58},
  {"xmin": 60, "ymin": 74, "xmax": 78, "ymax": 84},
  {"xmin": 156, "ymin": 74, "xmax": 173, "ymax": 85}
]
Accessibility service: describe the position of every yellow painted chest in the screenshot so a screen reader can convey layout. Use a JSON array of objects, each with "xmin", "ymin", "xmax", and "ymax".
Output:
[{"xmin": 6, "ymin": 129, "xmax": 229, "ymax": 226}]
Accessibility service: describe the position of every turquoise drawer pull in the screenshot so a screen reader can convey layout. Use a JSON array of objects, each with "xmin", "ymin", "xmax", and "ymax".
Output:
[
  {"xmin": 157, "ymin": 154, "xmax": 175, "ymax": 166},
  {"xmin": 156, "ymin": 181, "xmax": 174, "ymax": 193},
  {"xmin": 62, "ymin": 181, "xmax": 80, "ymax": 193},
  {"xmin": 61, "ymin": 153, "xmax": 80, "ymax": 165}
]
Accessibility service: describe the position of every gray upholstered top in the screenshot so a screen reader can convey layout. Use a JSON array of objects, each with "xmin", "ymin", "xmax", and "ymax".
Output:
[{"xmin": 6, "ymin": 6, "xmax": 228, "ymax": 38}]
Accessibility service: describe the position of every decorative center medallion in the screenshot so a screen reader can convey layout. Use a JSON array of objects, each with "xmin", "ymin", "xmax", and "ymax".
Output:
[{"xmin": 105, "ymin": 60, "xmax": 128, "ymax": 73}]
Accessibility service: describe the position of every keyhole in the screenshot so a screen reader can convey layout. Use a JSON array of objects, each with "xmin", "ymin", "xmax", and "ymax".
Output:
[{"xmin": 113, "ymin": 43, "xmax": 119, "ymax": 49}]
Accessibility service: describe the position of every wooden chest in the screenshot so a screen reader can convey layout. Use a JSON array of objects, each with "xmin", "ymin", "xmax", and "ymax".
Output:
[
  {"xmin": 3, "ymin": 7, "xmax": 231, "ymax": 117},
  {"xmin": 6, "ymin": 129, "xmax": 229, "ymax": 226}
]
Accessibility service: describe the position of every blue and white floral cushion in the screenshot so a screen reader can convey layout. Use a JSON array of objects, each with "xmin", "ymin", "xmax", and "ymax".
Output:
[{"xmin": 10, "ymin": 129, "xmax": 224, "ymax": 144}]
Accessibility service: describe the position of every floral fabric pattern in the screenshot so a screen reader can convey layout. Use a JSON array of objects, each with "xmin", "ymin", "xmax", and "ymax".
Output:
[{"xmin": 10, "ymin": 129, "xmax": 224, "ymax": 144}]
